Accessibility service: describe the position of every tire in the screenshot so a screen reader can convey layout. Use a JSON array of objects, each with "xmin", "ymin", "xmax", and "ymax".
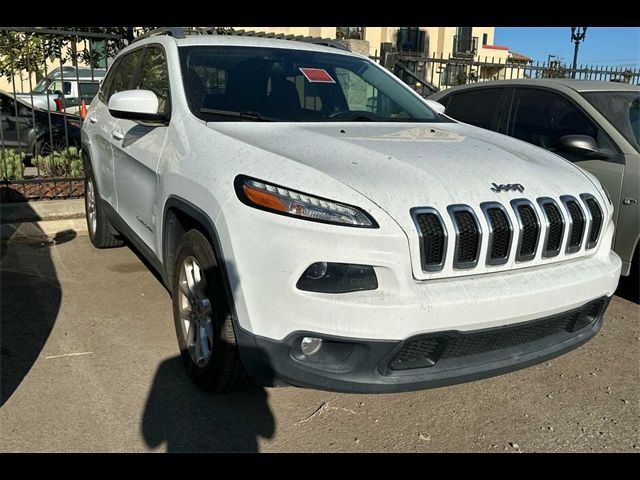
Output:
[
  {"xmin": 34, "ymin": 135, "xmax": 67, "ymax": 157},
  {"xmin": 84, "ymin": 166, "xmax": 123, "ymax": 249},
  {"xmin": 172, "ymin": 229, "xmax": 249, "ymax": 392}
]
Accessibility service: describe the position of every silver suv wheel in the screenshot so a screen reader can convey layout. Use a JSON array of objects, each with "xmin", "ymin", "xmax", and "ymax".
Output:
[{"xmin": 178, "ymin": 256, "xmax": 214, "ymax": 367}]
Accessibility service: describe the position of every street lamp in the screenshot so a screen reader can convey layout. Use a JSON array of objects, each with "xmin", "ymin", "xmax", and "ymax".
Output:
[{"xmin": 571, "ymin": 27, "xmax": 588, "ymax": 79}]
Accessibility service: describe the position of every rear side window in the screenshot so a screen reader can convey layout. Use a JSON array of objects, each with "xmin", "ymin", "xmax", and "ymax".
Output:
[
  {"xmin": 48, "ymin": 81, "xmax": 72, "ymax": 96},
  {"xmin": 136, "ymin": 46, "xmax": 171, "ymax": 116},
  {"xmin": 79, "ymin": 82, "xmax": 99, "ymax": 102},
  {"xmin": 508, "ymin": 88, "xmax": 608, "ymax": 151},
  {"xmin": 107, "ymin": 49, "xmax": 143, "ymax": 101},
  {"xmin": 444, "ymin": 88, "xmax": 503, "ymax": 130}
]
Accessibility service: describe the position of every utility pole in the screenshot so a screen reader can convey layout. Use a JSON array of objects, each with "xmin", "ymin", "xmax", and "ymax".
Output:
[{"xmin": 571, "ymin": 27, "xmax": 588, "ymax": 79}]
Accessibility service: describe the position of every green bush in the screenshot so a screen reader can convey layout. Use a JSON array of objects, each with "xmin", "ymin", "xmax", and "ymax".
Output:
[
  {"xmin": 0, "ymin": 150, "xmax": 26, "ymax": 180},
  {"xmin": 34, "ymin": 146, "xmax": 84, "ymax": 178}
]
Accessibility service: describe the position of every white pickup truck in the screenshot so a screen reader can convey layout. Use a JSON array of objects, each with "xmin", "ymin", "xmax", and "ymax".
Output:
[{"xmin": 15, "ymin": 66, "xmax": 105, "ymax": 114}]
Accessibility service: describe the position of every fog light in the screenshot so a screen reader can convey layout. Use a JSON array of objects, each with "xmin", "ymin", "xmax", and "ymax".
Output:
[
  {"xmin": 301, "ymin": 336, "xmax": 323, "ymax": 356},
  {"xmin": 296, "ymin": 262, "xmax": 378, "ymax": 293},
  {"xmin": 305, "ymin": 261, "xmax": 328, "ymax": 280}
]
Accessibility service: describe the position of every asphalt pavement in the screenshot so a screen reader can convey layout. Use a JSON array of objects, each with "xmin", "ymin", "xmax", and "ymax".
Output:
[{"xmin": 0, "ymin": 233, "xmax": 638, "ymax": 452}]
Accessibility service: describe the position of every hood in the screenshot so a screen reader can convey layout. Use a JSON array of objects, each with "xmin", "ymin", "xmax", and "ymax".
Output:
[{"xmin": 208, "ymin": 122, "xmax": 599, "ymax": 218}]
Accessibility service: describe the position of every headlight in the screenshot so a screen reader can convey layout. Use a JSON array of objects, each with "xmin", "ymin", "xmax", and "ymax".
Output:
[{"xmin": 235, "ymin": 175, "xmax": 378, "ymax": 228}]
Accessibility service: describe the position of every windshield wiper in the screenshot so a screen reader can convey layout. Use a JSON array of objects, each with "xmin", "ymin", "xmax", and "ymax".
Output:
[{"xmin": 199, "ymin": 108, "xmax": 273, "ymax": 122}]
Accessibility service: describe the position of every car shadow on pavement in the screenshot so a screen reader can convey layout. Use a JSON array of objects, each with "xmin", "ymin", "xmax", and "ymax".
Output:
[
  {"xmin": 141, "ymin": 355, "xmax": 275, "ymax": 452},
  {"xmin": 0, "ymin": 191, "xmax": 75, "ymax": 407}
]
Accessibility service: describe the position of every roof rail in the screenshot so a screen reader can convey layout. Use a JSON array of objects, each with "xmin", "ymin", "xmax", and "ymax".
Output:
[
  {"xmin": 131, "ymin": 27, "xmax": 187, "ymax": 43},
  {"xmin": 230, "ymin": 29, "xmax": 350, "ymax": 51},
  {"xmin": 130, "ymin": 27, "xmax": 350, "ymax": 51}
]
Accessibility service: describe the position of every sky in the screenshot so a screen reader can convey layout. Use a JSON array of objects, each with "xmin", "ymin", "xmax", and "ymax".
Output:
[{"xmin": 494, "ymin": 27, "xmax": 640, "ymax": 68}]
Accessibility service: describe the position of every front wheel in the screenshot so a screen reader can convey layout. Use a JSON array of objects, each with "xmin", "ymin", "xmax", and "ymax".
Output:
[
  {"xmin": 84, "ymin": 167, "xmax": 123, "ymax": 249},
  {"xmin": 172, "ymin": 229, "xmax": 248, "ymax": 392}
]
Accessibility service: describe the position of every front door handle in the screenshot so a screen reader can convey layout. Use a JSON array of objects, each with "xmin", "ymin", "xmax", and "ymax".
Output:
[
  {"xmin": 88, "ymin": 115, "xmax": 98, "ymax": 124},
  {"xmin": 111, "ymin": 129, "xmax": 124, "ymax": 141}
]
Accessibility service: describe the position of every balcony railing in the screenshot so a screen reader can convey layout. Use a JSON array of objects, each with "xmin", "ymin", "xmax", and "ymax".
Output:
[{"xmin": 453, "ymin": 35, "xmax": 478, "ymax": 57}]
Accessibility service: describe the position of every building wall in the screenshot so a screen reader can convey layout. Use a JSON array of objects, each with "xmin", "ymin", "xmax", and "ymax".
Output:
[{"xmin": 236, "ymin": 26, "xmax": 499, "ymax": 58}]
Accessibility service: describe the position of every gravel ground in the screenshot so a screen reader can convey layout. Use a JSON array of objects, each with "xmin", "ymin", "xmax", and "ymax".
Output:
[{"xmin": 1, "ymin": 234, "xmax": 638, "ymax": 452}]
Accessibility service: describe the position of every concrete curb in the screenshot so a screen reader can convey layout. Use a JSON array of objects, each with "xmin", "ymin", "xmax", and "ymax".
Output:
[
  {"xmin": 1, "ymin": 218, "xmax": 88, "ymax": 242},
  {"xmin": 0, "ymin": 199, "xmax": 87, "ymax": 242},
  {"xmin": 0, "ymin": 199, "xmax": 85, "ymax": 224}
]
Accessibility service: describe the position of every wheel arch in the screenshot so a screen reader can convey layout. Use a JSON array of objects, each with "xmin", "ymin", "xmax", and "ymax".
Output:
[
  {"xmin": 161, "ymin": 195, "xmax": 269, "ymax": 384},
  {"xmin": 162, "ymin": 196, "xmax": 234, "ymax": 307}
]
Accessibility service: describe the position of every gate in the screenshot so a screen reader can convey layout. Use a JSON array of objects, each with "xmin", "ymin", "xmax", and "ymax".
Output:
[{"xmin": 0, "ymin": 27, "xmax": 127, "ymax": 202}]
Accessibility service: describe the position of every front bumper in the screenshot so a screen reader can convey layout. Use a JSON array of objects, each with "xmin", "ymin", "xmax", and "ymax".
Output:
[{"xmin": 235, "ymin": 296, "xmax": 610, "ymax": 393}]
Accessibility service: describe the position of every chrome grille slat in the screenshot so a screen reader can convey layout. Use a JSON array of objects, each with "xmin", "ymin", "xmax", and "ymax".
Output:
[
  {"xmin": 560, "ymin": 195, "xmax": 586, "ymax": 253},
  {"xmin": 411, "ymin": 208, "xmax": 447, "ymax": 272},
  {"xmin": 537, "ymin": 197, "xmax": 565, "ymax": 258},
  {"xmin": 480, "ymin": 202, "xmax": 512, "ymax": 266},
  {"xmin": 580, "ymin": 193, "xmax": 603, "ymax": 249},
  {"xmin": 448, "ymin": 205, "xmax": 482, "ymax": 269},
  {"xmin": 511, "ymin": 199, "xmax": 540, "ymax": 262}
]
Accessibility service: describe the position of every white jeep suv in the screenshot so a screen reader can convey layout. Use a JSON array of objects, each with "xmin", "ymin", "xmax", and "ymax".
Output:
[{"xmin": 82, "ymin": 30, "xmax": 622, "ymax": 393}]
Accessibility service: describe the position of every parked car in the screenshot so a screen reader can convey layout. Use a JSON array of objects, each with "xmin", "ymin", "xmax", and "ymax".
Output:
[
  {"xmin": 430, "ymin": 80, "xmax": 639, "ymax": 282},
  {"xmin": 15, "ymin": 66, "xmax": 106, "ymax": 114},
  {"xmin": 0, "ymin": 90, "xmax": 83, "ymax": 157},
  {"xmin": 83, "ymin": 31, "xmax": 621, "ymax": 394}
]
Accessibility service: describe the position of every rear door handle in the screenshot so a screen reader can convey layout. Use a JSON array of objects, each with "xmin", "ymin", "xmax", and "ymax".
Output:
[
  {"xmin": 111, "ymin": 129, "xmax": 124, "ymax": 141},
  {"xmin": 88, "ymin": 116, "xmax": 98, "ymax": 124}
]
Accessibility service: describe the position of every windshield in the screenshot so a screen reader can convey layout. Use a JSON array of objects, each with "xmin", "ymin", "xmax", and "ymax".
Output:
[
  {"xmin": 32, "ymin": 77, "xmax": 52, "ymax": 93},
  {"xmin": 582, "ymin": 90, "xmax": 640, "ymax": 152},
  {"xmin": 178, "ymin": 46, "xmax": 443, "ymax": 122}
]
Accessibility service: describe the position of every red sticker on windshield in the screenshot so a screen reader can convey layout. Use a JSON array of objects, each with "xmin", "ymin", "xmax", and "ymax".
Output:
[{"xmin": 299, "ymin": 68, "xmax": 335, "ymax": 83}]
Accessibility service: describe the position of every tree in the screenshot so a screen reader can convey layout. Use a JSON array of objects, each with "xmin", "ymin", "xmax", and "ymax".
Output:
[
  {"xmin": 0, "ymin": 27, "xmax": 159, "ymax": 83},
  {"xmin": 0, "ymin": 27, "xmax": 235, "ymax": 85}
]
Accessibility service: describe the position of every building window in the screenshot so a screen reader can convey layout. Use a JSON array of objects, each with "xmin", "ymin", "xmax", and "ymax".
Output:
[
  {"xmin": 482, "ymin": 33, "xmax": 488, "ymax": 46},
  {"xmin": 336, "ymin": 27, "xmax": 365, "ymax": 40},
  {"xmin": 396, "ymin": 27, "xmax": 426, "ymax": 53}
]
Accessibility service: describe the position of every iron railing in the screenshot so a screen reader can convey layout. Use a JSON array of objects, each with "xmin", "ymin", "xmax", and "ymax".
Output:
[
  {"xmin": 375, "ymin": 44, "xmax": 640, "ymax": 98},
  {"xmin": 0, "ymin": 27, "xmax": 125, "ymax": 202}
]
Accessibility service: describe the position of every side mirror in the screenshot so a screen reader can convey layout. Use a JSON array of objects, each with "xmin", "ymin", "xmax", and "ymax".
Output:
[
  {"xmin": 108, "ymin": 90, "xmax": 166, "ymax": 123},
  {"xmin": 424, "ymin": 99, "xmax": 446, "ymax": 115},
  {"xmin": 556, "ymin": 134, "xmax": 598, "ymax": 154},
  {"xmin": 556, "ymin": 134, "xmax": 614, "ymax": 160}
]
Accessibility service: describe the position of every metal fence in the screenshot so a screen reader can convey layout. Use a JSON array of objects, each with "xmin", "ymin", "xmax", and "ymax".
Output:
[
  {"xmin": 373, "ymin": 45, "xmax": 640, "ymax": 98},
  {"xmin": 0, "ymin": 27, "xmax": 124, "ymax": 202}
]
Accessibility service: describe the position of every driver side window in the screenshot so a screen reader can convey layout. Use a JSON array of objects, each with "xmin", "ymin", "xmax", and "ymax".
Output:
[{"xmin": 508, "ymin": 88, "xmax": 610, "ymax": 152}]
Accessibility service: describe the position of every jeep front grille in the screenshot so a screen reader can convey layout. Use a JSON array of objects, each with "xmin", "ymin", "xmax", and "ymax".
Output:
[{"xmin": 412, "ymin": 194, "xmax": 603, "ymax": 273}]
